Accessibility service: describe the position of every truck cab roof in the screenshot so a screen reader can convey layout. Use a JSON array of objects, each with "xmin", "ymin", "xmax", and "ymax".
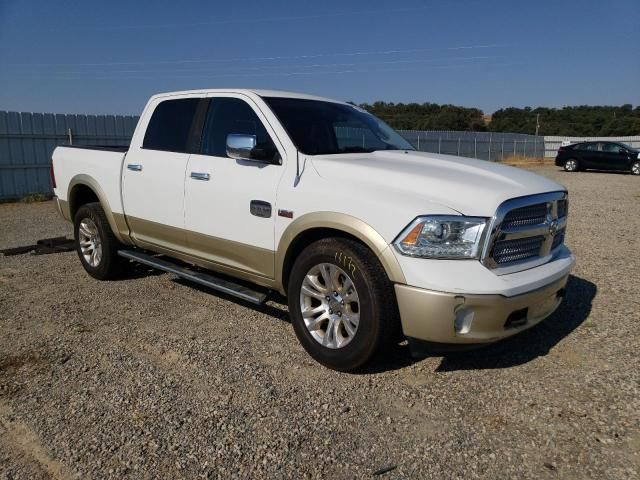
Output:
[{"xmin": 149, "ymin": 88, "xmax": 346, "ymax": 105}]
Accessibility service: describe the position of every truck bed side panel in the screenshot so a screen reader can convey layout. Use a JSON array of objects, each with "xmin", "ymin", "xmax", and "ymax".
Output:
[{"xmin": 52, "ymin": 146, "xmax": 127, "ymax": 219}]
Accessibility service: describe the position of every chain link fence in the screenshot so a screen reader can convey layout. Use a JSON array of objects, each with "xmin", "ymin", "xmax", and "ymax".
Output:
[{"xmin": 397, "ymin": 130, "xmax": 544, "ymax": 161}]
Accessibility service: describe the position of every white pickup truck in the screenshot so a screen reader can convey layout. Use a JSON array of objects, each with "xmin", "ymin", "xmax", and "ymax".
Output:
[{"xmin": 52, "ymin": 89, "xmax": 575, "ymax": 371}]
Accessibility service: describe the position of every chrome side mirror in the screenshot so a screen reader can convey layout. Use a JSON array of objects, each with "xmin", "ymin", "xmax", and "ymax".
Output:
[{"xmin": 226, "ymin": 134, "xmax": 256, "ymax": 161}]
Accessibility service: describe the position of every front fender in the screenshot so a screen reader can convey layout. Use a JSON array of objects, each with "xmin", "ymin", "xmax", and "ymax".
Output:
[{"xmin": 275, "ymin": 211, "xmax": 406, "ymax": 294}]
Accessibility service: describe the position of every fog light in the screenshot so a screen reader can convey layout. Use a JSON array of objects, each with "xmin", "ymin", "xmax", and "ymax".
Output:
[{"xmin": 454, "ymin": 308, "xmax": 474, "ymax": 335}]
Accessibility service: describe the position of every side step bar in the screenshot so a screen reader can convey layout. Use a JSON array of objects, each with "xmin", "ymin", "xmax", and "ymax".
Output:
[{"xmin": 118, "ymin": 250, "xmax": 269, "ymax": 305}]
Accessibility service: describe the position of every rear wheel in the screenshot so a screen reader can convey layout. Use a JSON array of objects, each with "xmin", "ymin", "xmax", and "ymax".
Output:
[
  {"xmin": 631, "ymin": 161, "xmax": 640, "ymax": 175},
  {"xmin": 287, "ymin": 237, "xmax": 398, "ymax": 372},
  {"xmin": 74, "ymin": 203, "xmax": 128, "ymax": 280},
  {"xmin": 564, "ymin": 158, "xmax": 579, "ymax": 172}
]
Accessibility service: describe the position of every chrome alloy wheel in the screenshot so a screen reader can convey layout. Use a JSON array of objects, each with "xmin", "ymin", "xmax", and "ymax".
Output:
[
  {"xmin": 299, "ymin": 263, "xmax": 360, "ymax": 349},
  {"xmin": 78, "ymin": 218, "xmax": 102, "ymax": 267},
  {"xmin": 565, "ymin": 159, "xmax": 578, "ymax": 171},
  {"xmin": 632, "ymin": 162, "xmax": 640, "ymax": 175}
]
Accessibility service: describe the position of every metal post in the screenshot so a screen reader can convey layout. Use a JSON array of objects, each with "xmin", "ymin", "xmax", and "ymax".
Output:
[
  {"xmin": 67, "ymin": 128, "xmax": 73, "ymax": 145},
  {"xmin": 488, "ymin": 133, "xmax": 492, "ymax": 161},
  {"xmin": 457, "ymin": 138, "xmax": 461, "ymax": 156},
  {"xmin": 438, "ymin": 136, "xmax": 441, "ymax": 154},
  {"xmin": 501, "ymin": 138, "xmax": 504, "ymax": 161},
  {"xmin": 474, "ymin": 137, "xmax": 477, "ymax": 158},
  {"xmin": 417, "ymin": 132, "xmax": 420, "ymax": 151},
  {"xmin": 513, "ymin": 139, "xmax": 516, "ymax": 157}
]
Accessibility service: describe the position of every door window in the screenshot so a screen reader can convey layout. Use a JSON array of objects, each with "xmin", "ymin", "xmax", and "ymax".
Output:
[
  {"xmin": 580, "ymin": 142, "xmax": 599, "ymax": 151},
  {"xmin": 200, "ymin": 98, "xmax": 276, "ymax": 158},
  {"xmin": 142, "ymin": 98, "xmax": 201, "ymax": 153},
  {"xmin": 602, "ymin": 143, "xmax": 624, "ymax": 154}
]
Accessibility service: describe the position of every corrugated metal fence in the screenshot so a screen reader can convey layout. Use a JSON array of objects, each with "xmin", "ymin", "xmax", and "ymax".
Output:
[
  {"xmin": 544, "ymin": 135, "xmax": 640, "ymax": 157},
  {"xmin": 0, "ymin": 111, "xmax": 137, "ymax": 200},
  {"xmin": 3, "ymin": 109, "xmax": 637, "ymax": 201}
]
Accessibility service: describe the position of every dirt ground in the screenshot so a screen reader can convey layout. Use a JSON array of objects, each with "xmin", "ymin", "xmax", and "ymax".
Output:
[{"xmin": 1, "ymin": 165, "xmax": 639, "ymax": 479}]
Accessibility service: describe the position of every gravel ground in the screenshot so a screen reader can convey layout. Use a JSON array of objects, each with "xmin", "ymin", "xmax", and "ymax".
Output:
[{"xmin": 1, "ymin": 165, "xmax": 639, "ymax": 479}]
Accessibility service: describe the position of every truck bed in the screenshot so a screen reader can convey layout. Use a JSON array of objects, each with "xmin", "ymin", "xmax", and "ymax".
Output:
[{"xmin": 52, "ymin": 145, "xmax": 128, "ymax": 223}]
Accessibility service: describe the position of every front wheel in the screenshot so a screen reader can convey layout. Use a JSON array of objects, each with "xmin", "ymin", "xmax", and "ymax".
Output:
[
  {"xmin": 631, "ymin": 161, "xmax": 640, "ymax": 175},
  {"xmin": 564, "ymin": 158, "xmax": 579, "ymax": 172},
  {"xmin": 74, "ymin": 203, "xmax": 128, "ymax": 280},
  {"xmin": 287, "ymin": 238, "xmax": 399, "ymax": 371}
]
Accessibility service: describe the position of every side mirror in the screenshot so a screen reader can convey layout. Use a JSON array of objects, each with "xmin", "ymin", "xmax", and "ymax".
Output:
[
  {"xmin": 226, "ymin": 134, "xmax": 280, "ymax": 164},
  {"xmin": 226, "ymin": 134, "xmax": 256, "ymax": 161}
]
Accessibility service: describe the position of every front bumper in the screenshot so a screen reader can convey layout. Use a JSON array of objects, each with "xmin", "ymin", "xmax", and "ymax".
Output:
[{"xmin": 395, "ymin": 274, "xmax": 570, "ymax": 345}]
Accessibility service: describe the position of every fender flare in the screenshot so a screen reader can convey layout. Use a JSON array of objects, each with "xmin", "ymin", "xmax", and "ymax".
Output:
[
  {"xmin": 275, "ymin": 212, "xmax": 405, "ymax": 293},
  {"xmin": 68, "ymin": 174, "xmax": 131, "ymax": 244}
]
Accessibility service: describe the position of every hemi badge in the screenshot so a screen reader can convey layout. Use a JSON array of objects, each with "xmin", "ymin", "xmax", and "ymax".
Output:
[{"xmin": 278, "ymin": 209, "xmax": 294, "ymax": 219}]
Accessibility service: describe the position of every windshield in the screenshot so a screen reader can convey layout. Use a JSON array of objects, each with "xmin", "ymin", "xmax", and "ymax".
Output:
[
  {"xmin": 263, "ymin": 97, "xmax": 414, "ymax": 155},
  {"xmin": 620, "ymin": 142, "xmax": 638, "ymax": 151}
]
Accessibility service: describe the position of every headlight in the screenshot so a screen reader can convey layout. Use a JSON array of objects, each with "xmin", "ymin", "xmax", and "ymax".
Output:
[{"xmin": 393, "ymin": 216, "xmax": 488, "ymax": 259}]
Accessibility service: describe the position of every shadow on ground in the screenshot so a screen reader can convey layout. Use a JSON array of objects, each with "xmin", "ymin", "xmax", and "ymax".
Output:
[
  {"xmin": 435, "ymin": 275, "xmax": 596, "ymax": 372},
  {"xmin": 142, "ymin": 267, "xmax": 596, "ymax": 374}
]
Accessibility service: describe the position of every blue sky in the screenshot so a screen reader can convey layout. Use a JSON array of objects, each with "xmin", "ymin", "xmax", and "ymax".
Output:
[{"xmin": 0, "ymin": 0, "xmax": 638, "ymax": 115}]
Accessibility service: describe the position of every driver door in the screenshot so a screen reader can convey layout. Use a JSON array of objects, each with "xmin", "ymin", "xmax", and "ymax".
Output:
[{"xmin": 183, "ymin": 94, "xmax": 285, "ymax": 279}]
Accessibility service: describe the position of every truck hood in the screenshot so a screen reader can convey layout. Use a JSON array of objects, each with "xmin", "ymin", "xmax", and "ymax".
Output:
[{"xmin": 310, "ymin": 151, "xmax": 565, "ymax": 217}]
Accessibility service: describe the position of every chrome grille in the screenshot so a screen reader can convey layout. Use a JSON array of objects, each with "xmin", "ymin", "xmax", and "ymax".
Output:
[
  {"xmin": 482, "ymin": 192, "xmax": 568, "ymax": 272},
  {"xmin": 492, "ymin": 236, "xmax": 545, "ymax": 264},
  {"xmin": 502, "ymin": 204, "xmax": 548, "ymax": 229},
  {"xmin": 551, "ymin": 227, "xmax": 566, "ymax": 250},
  {"xmin": 557, "ymin": 199, "xmax": 568, "ymax": 219}
]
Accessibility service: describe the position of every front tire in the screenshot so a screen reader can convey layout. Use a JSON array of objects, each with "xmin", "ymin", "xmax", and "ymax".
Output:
[
  {"xmin": 287, "ymin": 238, "xmax": 399, "ymax": 372},
  {"xmin": 564, "ymin": 158, "xmax": 579, "ymax": 172},
  {"xmin": 73, "ymin": 203, "xmax": 127, "ymax": 280},
  {"xmin": 631, "ymin": 161, "xmax": 640, "ymax": 176}
]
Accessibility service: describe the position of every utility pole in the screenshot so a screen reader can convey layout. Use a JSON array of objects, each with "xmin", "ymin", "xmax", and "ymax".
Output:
[{"xmin": 535, "ymin": 113, "xmax": 540, "ymax": 136}]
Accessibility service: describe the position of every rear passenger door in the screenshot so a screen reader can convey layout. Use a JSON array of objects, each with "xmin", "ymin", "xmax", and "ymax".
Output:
[
  {"xmin": 122, "ymin": 96, "xmax": 204, "ymax": 251},
  {"xmin": 577, "ymin": 142, "xmax": 600, "ymax": 169},
  {"xmin": 183, "ymin": 95, "xmax": 285, "ymax": 279}
]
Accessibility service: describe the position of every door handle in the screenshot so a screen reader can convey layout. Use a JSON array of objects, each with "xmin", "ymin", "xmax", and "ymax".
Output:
[
  {"xmin": 190, "ymin": 172, "xmax": 210, "ymax": 181},
  {"xmin": 127, "ymin": 164, "xmax": 143, "ymax": 172}
]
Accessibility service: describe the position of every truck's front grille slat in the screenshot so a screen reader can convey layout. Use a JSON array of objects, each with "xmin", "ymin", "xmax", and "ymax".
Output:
[
  {"xmin": 492, "ymin": 236, "xmax": 545, "ymax": 264},
  {"xmin": 551, "ymin": 227, "xmax": 566, "ymax": 250},
  {"xmin": 501, "ymin": 204, "xmax": 548, "ymax": 229},
  {"xmin": 483, "ymin": 192, "xmax": 568, "ymax": 271}
]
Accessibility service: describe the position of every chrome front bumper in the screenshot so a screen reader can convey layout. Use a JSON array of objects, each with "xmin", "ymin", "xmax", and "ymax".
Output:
[{"xmin": 395, "ymin": 274, "xmax": 569, "ymax": 345}]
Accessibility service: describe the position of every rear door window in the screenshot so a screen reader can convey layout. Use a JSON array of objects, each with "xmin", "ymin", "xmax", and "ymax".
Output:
[
  {"xmin": 143, "ymin": 98, "xmax": 201, "ymax": 153},
  {"xmin": 581, "ymin": 142, "xmax": 599, "ymax": 151}
]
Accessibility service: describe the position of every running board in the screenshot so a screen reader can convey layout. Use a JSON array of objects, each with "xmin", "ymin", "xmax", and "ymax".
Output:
[{"xmin": 117, "ymin": 250, "xmax": 268, "ymax": 305}]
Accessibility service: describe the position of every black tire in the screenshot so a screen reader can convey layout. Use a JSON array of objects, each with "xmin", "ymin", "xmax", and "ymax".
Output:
[
  {"xmin": 73, "ymin": 202, "xmax": 128, "ymax": 280},
  {"xmin": 631, "ymin": 161, "xmax": 640, "ymax": 176},
  {"xmin": 287, "ymin": 237, "xmax": 399, "ymax": 372},
  {"xmin": 564, "ymin": 158, "xmax": 580, "ymax": 172}
]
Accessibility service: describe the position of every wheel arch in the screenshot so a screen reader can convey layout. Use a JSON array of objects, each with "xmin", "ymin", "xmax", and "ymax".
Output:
[
  {"xmin": 276, "ymin": 212, "xmax": 405, "ymax": 294},
  {"xmin": 68, "ymin": 174, "xmax": 130, "ymax": 244}
]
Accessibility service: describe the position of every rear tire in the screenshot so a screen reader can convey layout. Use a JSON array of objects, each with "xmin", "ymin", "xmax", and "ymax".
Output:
[
  {"xmin": 287, "ymin": 237, "xmax": 399, "ymax": 372},
  {"xmin": 73, "ymin": 203, "xmax": 128, "ymax": 280},
  {"xmin": 631, "ymin": 161, "xmax": 640, "ymax": 176},
  {"xmin": 564, "ymin": 158, "xmax": 579, "ymax": 172}
]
